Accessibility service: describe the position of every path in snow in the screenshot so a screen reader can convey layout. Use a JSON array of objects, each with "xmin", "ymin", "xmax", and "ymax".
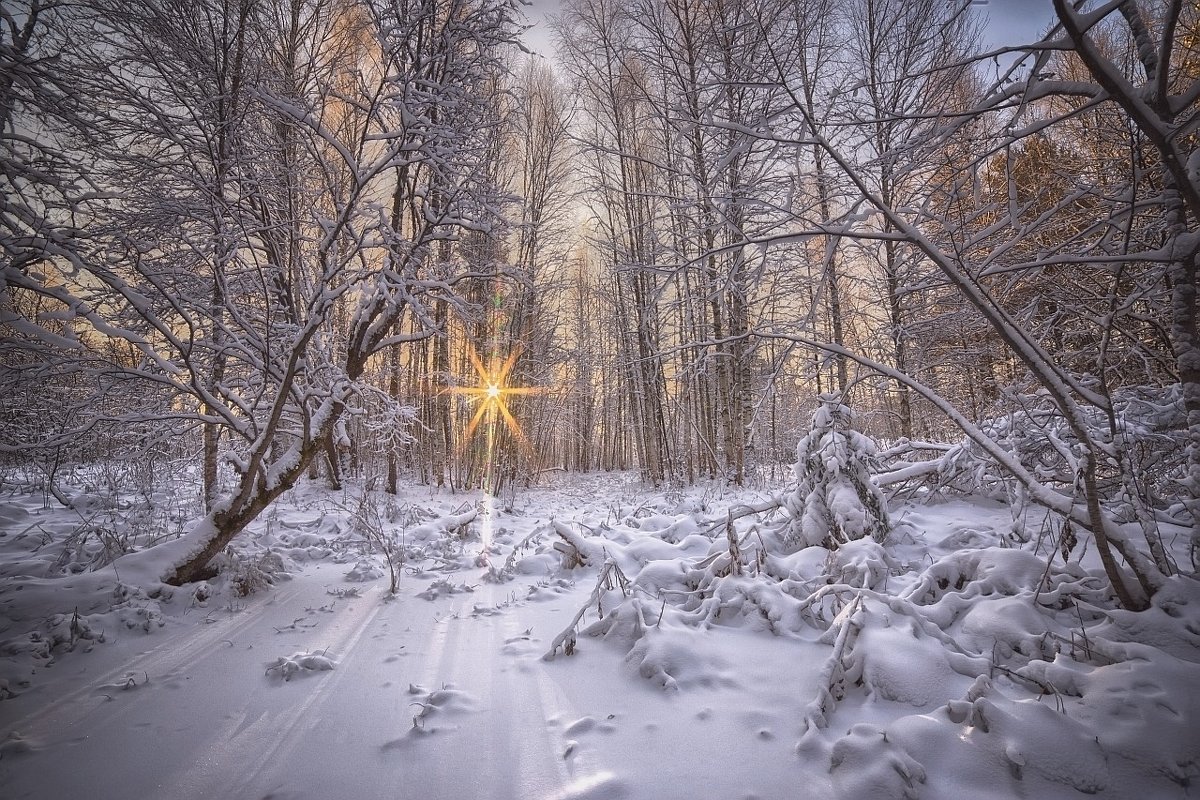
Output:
[
  {"xmin": 0, "ymin": 489, "xmax": 827, "ymax": 800},
  {"xmin": 0, "ymin": 565, "xmax": 570, "ymax": 800},
  {"xmin": 5, "ymin": 481, "xmax": 1197, "ymax": 800}
]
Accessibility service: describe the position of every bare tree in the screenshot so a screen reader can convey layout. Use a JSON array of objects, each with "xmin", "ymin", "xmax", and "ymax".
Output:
[{"xmin": 557, "ymin": 0, "xmax": 674, "ymax": 485}]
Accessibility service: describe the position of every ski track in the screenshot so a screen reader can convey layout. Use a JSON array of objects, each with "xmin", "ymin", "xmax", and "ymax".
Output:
[
  {"xmin": 0, "ymin": 562, "xmax": 598, "ymax": 800},
  {"xmin": 0, "ymin": 580, "xmax": 306, "ymax": 739},
  {"xmin": 165, "ymin": 576, "xmax": 394, "ymax": 800}
]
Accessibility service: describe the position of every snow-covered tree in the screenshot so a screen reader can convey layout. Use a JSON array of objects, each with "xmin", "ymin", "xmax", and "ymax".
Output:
[
  {"xmin": 0, "ymin": 0, "xmax": 523, "ymax": 585},
  {"xmin": 841, "ymin": 0, "xmax": 979, "ymax": 439},
  {"xmin": 740, "ymin": 0, "xmax": 1198, "ymax": 610},
  {"xmin": 784, "ymin": 393, "xmax": 890, "ymax": 550}
]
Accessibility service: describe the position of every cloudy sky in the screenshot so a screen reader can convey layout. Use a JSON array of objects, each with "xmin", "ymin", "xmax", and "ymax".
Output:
[{"xmin": 520, "ymin": 0, "xmax": 1059, "ymax": 59}]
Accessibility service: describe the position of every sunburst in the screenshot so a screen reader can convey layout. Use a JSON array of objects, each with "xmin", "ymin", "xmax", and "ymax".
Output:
[{"xmin": 446, "ymin": 342, "xmax": 543, "ymax": 458}]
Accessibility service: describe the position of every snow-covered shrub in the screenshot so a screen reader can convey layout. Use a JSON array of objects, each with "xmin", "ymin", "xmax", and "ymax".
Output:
[
  {"xmin": 784, "ymin": 393, "xmax": 890, "ymax": 551},
  {"xmin": 108, "ymin": 582, "xmax": 166, "ymax": 633},
  {"xmin": 894, "ymin": 385, "xmax": 1189, "ymax": 512},
  {"xmin": 825, "ymin": 538, "xmax": 897, "ymax": 590},
  {"xmin": 344, "ymin": 490, "xmax": 401, "ymax": 593},
  {"xmin": 344, "ymin": 559, "xmax": 384, "ymax": 582},
  {"xmin": 215, "ymin": 548, "xmax": 288, "ymax": 596},
  {"xmin": 36, "ymin": 609, "xmax": 105, "ymax": 652},
  {"xmin": 416, "ymin": 576, "xmax": 475, "ymax": 601},
  {"xmin": 406, "ymin": 683, "xmax": 479, "ymax": 732}
]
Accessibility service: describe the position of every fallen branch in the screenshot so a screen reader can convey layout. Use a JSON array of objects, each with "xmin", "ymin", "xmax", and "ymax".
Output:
[
  {"xmin": 543, "ymin": 559, "xmax": 628, "ymax": 660},
  {"xmin": 551, "ymin": 520, "xmax": 605, "ymax": 568},
  {"xmin": 799, "ymin": 595, "xmax": 863, "ymax": 736}
]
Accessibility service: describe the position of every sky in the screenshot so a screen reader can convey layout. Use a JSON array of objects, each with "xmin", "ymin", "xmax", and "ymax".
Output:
[
  {"xmin": 518, "ymin": 0, "xmax": 1059, "ymax": 60},
  {"xmin": 976, "ymin": 0, "xmax": 1058, "ymax": 48}
]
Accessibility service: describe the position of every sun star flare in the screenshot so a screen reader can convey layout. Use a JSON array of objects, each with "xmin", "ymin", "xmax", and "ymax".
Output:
[{"xmin": 445, "ymin": 343, "xmax": 545, "ymax": 465}]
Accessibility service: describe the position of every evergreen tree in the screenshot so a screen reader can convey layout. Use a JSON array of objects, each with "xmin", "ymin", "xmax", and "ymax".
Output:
[{"xmin": 784, "ymin": 393, "xmax": 890, "ymax": 550}]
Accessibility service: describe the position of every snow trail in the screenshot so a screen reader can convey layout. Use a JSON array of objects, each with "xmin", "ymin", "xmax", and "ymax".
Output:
[
  {"xmin": 0, "ymin": 581, "xmax": 306, "ymax": 739},
  {"xmin": 4, "ymin": 481, "xmax": 1195, "ymax": 800},
  {"xmin": 165, "ymin": 581, "xmax": 392, "ymax": 800},
  {"xmin": 0, "ymin": 556, "xmax": 606, "ymax": 800}
]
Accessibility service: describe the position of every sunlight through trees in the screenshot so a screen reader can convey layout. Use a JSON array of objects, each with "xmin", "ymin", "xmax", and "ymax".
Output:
[{"xmin": 2, "ymin": 0, "xmax": 1197, "ymax": 602}]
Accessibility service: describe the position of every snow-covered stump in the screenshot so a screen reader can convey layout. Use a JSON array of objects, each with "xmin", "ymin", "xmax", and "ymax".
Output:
[{"xmin": 784, "ymin": 393, "xmax": 890, "ymax": 551}]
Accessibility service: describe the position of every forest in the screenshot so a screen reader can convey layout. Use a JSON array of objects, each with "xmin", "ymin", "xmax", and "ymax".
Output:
[{"xmin": 1, "ymin": 0, "xmax": 1198, "ymax": 798}]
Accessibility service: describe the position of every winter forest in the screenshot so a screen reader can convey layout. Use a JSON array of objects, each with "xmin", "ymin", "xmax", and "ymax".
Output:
[{"xmin": 1, "ymin": 0, "xmax": 1199, "ymax": 797}]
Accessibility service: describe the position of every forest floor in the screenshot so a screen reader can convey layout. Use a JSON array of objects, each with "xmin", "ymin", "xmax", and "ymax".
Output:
[{"xmin": 0, "ymin": 471, "xmax": 1196, "ymax": 799}]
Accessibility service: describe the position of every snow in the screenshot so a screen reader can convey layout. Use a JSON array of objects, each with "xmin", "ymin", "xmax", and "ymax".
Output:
[{"xmin": 0, "ymin": 472, "xmax": 1197, "ymax": 799}]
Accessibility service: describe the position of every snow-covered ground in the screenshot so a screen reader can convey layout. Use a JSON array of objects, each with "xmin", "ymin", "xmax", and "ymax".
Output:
[{"xmin": 0, "ymin": 471, "xmax": 1197, "ymax": 799}]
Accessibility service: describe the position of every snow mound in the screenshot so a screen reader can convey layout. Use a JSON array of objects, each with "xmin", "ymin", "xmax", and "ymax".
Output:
[
  {"xmin": 828, "ymin": 722, "xmax": 926, "ymax": 800},
  {"xmin": 924, "ymin": 676, "xmax": 1111, "ymax": 793},
  {"xmin": 850, "ymin": 612, "xmax": 973, "ymax": 707},
  {"xmin": 1019, "ymin": 648, "xmax": 1200, "ymax": 786},
  {"xmin": 623, "ymin": 623, "xmax": 738, "ymax": 691},
  {"xmin": 344, "ymin": 559, "xmax": 384, "ymax": 582},
  {"xmin": 0, "ymin": 731, "xmax": 38, "ymax": 759},
  {"xmin": 265, "ymin": 651, "xmax": 337, "ymax": 682},
  {"xmin": 549, "ymin": 771, "xmax": 630, "ymax": 800}
]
